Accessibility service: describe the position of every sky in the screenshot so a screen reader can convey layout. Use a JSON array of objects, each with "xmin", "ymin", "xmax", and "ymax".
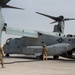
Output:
[{"xmin": 1, "ymin": 0, "xmax": 75, "ymax": 45}]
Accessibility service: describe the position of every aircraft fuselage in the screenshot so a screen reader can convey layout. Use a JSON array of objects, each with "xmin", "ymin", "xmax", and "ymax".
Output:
[{"xmin": 3, "ymin": 32, "xmax": 75, "ymax": 57}]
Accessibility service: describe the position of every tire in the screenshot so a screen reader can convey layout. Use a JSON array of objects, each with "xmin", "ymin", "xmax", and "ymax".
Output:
[
  {"xmin": 5, "ymin": 54, "xmax": 9, "ymax": 57},
  {"xmin": 36, "ymin": 55, "xmax": 43, "ymax": 60},
  {"xmin": 53, "ymin": 55, "xmax": 59, "ymax": 59}
]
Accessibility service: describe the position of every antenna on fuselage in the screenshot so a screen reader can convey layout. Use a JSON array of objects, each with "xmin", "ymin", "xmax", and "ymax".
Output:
[{"xmin": 36, "ymin": 12, "xmax": 75, "ymax": 34}]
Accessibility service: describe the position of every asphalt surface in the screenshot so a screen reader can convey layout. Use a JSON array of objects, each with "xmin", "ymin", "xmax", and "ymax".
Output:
[{"xmin": 0, "ymin": 54, "xmax": 75, "ymax": 75}]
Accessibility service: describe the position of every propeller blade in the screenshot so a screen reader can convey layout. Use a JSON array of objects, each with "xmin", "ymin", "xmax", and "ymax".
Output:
[
  {"xmin": 0, "ymin": 0, "xmax": 10, "ymax": 4},
  {"xmin": 50, "ymin": 21, "xmax": 57, "ymax": 24},
  {"xmin": 2, "ymin": 5, "xmax": 24, "ymax": 10},
  {"xmin": 36, "ymin": 12, "xmax": 58, "ymax": 21},
  {"xmin": 64, "ymin": 18, "xmax": 75, "ymax": 21}
]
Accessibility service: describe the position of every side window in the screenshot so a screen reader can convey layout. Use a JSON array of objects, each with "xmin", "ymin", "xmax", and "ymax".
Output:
[{"xmin": 41, "ymin": 40, "xmax": 45, "ymax": 45}]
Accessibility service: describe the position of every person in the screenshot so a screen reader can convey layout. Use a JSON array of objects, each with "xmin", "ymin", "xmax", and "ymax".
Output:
[
  {"xmin": 0, "ymin": 45, "xmax": 5, "ymax": 68},
  {"xmin": 42, "ymin": 45, "xmax": 48, "ymax": 60}
]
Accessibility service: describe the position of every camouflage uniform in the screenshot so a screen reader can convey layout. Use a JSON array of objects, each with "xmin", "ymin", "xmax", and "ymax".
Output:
[
  {"xmin": 42, "ymin": 45, "xmax": 48, "ymax": 60},
  {"xmin": 0, "ymin": 45, "xmax": 4, "ymax": 68}
]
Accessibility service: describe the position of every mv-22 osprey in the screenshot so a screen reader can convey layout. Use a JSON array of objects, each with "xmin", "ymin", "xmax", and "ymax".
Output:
[{"xmin": 1, "ymin": 0, "xmax": 75, "ymax": 59}]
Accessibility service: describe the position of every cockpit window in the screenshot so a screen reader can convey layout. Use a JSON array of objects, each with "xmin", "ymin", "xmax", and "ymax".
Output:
[
  {"xmin": 6, "ymin": 38, "xmax": 11, "ymax": 45},
  {"xmin": 38, "ymin": 33, "xmax": 42, "ymax": 35},
  {"xmin": 67, "ymin": 34, "xmax": 73, "ymax": 37}
]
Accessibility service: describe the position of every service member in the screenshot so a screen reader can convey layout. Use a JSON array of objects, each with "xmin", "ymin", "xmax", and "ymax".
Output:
[
  {"xmin": 42, "ymin": 45, "xmax": 48, "ymax": 60},
  {"xmin": 0, "ymin": 45, "xmax": 5, "ymax": 68}
]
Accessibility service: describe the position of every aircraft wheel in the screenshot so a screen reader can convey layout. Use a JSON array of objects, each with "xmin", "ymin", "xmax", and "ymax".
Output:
[
  {"xmin": 5, "ymin": 54, "xmax": 9, "ymax": 57},
  {"xmin": 53, "ymin": 55, "xmax": 59, "ymax": 59},
  {"xmin": 36, "ymin": 55, "xmax": 43, "ymax": 60}
]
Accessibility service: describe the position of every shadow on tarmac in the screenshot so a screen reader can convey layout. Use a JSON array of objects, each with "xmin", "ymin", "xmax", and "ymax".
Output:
[
  {"xmin": 4, "ymin": 55, "xmax": 40, "ymax": 64},
  {"xmin": 4, "ymin": 60, "xmax": 38, "ymax": 64},
  {"xmin": 4, "ymin": 55, "xmax": 75, "ymax": 64},
  {"xmin": 48, "ymin": 57, "xmax": 75, "ymax": 63}
]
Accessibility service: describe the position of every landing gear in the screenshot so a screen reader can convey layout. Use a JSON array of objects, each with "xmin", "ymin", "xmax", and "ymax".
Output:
[
  {"xmin": 53, "ymin": 55, "xmax": 59, "ymax": 59},
  {"xmin": 5, "ymin": 54, "xmax": 9, "ymax": 57},
  {"xmin": 36, "ymin": 55, "xmax": 43, "ymax": 60}
]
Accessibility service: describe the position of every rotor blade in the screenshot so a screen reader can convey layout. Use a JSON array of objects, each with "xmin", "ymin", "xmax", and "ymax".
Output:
[
  {"xmin": 50, "ymin": 21, "xmax": 57, "ymax": 24},
  {"xmin": 36, "ymin": 12, "xmax": 58, "ymax": 21},
  {"xmin": 3, "ymin": 5, "xmax": 24, "ymax": 10},
  {"xmin": 64, "ymin": 18, "xmax": 75, "ymax": 21},
  {"xmin": 0, "ymin": 0, "xmax": 10, "ymax": 4}
]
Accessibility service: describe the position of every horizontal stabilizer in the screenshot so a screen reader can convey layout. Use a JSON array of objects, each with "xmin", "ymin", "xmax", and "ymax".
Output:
[{"xmin": 5, "ymin": 27, "xmax": 38, "ymax": 38}]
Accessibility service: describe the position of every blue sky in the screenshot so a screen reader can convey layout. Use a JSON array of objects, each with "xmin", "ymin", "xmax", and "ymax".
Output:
[{"xmin": 1, "ymin": 0, "xmax": 75, "ymax": 45}]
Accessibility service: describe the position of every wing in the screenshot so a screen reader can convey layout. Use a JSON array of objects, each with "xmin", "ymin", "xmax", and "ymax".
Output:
[{"xmin": 5, "ymin": 26, "xmax": 38, "ymax": 38}]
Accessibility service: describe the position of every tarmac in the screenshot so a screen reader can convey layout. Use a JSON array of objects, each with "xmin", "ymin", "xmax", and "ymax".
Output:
[{"xmin": 0, "ymin": 54, "xmax": 75, "ymax": 75}]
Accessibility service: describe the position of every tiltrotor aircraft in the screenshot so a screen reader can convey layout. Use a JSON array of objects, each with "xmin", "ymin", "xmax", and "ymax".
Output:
[{"xmin": 1, "ymin": 0, "xmax": 75, "ymax": 59}]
